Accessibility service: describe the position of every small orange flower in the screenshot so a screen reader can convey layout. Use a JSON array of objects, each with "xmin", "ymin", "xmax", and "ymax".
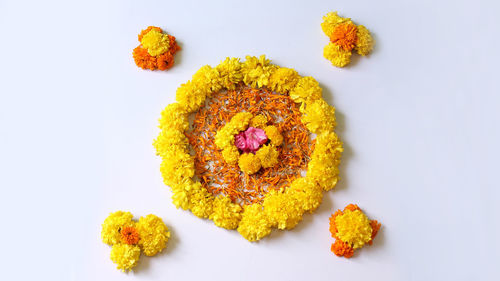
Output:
[
  {"xmin": 120, "ymin": 226, "xmax": 140, "ymax": 245},
  {"xmin": 330, "ymin": 22, "xmax": 358, "ymax": 51}
]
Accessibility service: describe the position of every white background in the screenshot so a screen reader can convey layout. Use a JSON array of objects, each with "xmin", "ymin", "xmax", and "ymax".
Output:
[{"xmin": 1, "ymin": 0, "xmax": 499, "ymax": 280}]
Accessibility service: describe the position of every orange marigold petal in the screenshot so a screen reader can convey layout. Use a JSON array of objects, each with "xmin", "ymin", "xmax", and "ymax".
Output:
[
  {"xmin": 368, "ymin": 219, "xmax": 381, "ymax": 245},
  {"xmin": 329, "ymin": 209, "xmax": 343, "ymax": 238},
  {"xmin": 331, "ymin": 239, "xmax": 354, "ymax": 258},
  {"xmin": 343, "ymin": 203, "xmax": 360, "ymax": 212}
]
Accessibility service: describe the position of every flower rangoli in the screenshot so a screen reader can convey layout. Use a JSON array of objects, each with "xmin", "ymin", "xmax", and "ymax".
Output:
[{"xmin": 154, "ymin": 55, "xmax": 343, "ymax": 241}]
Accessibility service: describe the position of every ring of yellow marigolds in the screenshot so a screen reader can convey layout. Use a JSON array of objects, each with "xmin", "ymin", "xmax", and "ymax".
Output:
[{"xmin": 154, "ymin": 55, "xmax": 343, "ymax": 242}]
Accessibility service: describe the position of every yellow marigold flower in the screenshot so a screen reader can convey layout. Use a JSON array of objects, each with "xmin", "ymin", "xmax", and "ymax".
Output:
[
  {"xmin": 170, "ymin": 180, "xmax": 197, "ymax": 210},
  {"xmin": 160, "ymin": 146, "xmax": 194, "ymax": 186},
  {"xmin": 241, "ymin": 55, "xmax": 276, "ymax": 88},
  {"xmin": 263, "ymin": 189, "xmax": 304, "ymax": 230},
  {"xmin": 153, "ymin": 128, "xmax": 189, "ymax": 158},
  {"xmin": 136, "ymin": 214, "xmax": 170, "ymax": 256},
  {"xmin": 102, "ymin": 211, "xmax": 135, "ymax": 245},
  {"xmin": 288, "ymin": 178, "xmax": 323, "ymax": 212},
  {"xmin": 324, "ymin": 43, "xmax": 351, "ymax": 68},
  {"xmin": 189, "ymin": 182, "xmax": 214, "ymax": 218},
  {"xmin": 237, "ymin": 204, "xmax": 272, "ymax": 242},
  {"xmin": 192, "ymin": 65, "xmax": 223, "ymax": 94},
  {"xmin": 238, "ymin": 152, "xmax": 262, "ymax": 175},
  {"xmin": 215, "ymin": 112, "xmax": 253, "ymax": 150},
  {"xmin": 255, "ymin": 144, "xmax": 279, "ymax": 168},
  {"xmin": 215, "ymin": 57, "xmax": 243, "ymax": 90},
  {"xmin": 250, "ymin": 115, "xmax": 268, "ymax": 128},
  {"xmin": 140, "ymin": 29, "xmax": 170, "ymax": 56},
  {"xmin": 335, "ymin": 209, "xmax": 372, "ymax": 249},
  {"xmin": 158, "ymin": 103, "xmax": 189, "ymax": 131},
  {"xmin": 230, "ymin": 112, "xmax": 254, "ymax": 129},
  {"xmin": 355, "ymin": 25, "xmax": 374, "ymax": 56},
  {"xmin": 209, "ymin": 196, "xmax": 242, "ymax": 229},
  {"xmin": 302, "ymin": 99, "xmax": 336, "ymax": 134},
  {"xmin": 263, "ymin": 125, "xmax": 283, "ymax": 146},
  {"xmin": 268, "ymin": 67, "xmax": 300, "ymax": 93},
  {"xmin": 321, "ymin": 12, "xmax": 351, "ymax": 37},
  {"xmin": 289, "ymin": 76, "xmax": 322, "ymax": 104},
  {"xmin": 222, "ymin": 146, "xmax": 239, "ymax": 165},
  {"xmin": 110, "ymin": 244, "xmax": 141, "ymax": 271},
  {"xmin": 175, "ymin": 81, "xmax": 208, "ymax": 113},
  {"xmin": 308, "ymin": 132, "xmax": 343, "ymax": 190}
]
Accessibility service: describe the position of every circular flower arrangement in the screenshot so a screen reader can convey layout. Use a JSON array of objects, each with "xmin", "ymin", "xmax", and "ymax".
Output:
[
  {"xmin": 101, "ymin": 211, "xmax": 170, "ymax": 271},
  {"xmin": 133, "ymin": 26, "xmax": 180, "ymax": 71},
  {"xmin": 154, "ymin": 55, "xmax": 343, "ymax": 241},
  {"xmin": 321, "ymin": 12, "xmax": 374, "ymax": 67},
  {"xmin": 329, "ymin": 204, "xmax": 381, "ymax": 258}
]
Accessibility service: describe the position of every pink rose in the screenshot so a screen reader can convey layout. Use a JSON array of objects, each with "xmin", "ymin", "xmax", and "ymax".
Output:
[{"xmin": 235, "ymin": 127, "xmax": 268, "ymax": 153}]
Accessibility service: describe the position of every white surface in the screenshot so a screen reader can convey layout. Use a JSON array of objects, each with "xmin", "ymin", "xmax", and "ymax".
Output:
[{"xmin": 1, "ymin": 0, "xmax": 499, "ymax": 280}]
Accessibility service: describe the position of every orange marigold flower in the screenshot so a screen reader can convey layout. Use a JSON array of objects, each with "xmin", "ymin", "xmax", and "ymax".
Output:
[
  {"xmin": 121, "ymin": 226, "xmax": 140, "ymax": 245},
  {"xmin": 331, "ymin": 239, "xmax": 354, "ymax": 258},
  {"xmin": 330, "ymin": 22, "xmax": 358, "ymax": 51}
]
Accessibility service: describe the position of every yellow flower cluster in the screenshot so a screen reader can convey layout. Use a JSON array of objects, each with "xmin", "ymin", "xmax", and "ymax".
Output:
[
  {"xmin": 101, "ymin": 211, "xmax": 170, "ymax": 271},
  {"xmin": 322, "ymin": 12, "xmax": 374, "ymax": 67},
  {"xmin": 237, "ymin": 177, "xmax": 324, "ymax": 241},
  {"xmin": 308, "ymin": 132, "xmax": 343, "ymax": 190},
  {"xmin": 154, "ymin": 55, "xmax": 342, "ymax": 241}
]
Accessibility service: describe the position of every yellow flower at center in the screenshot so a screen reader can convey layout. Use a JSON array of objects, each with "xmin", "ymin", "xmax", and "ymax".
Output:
[
  {"xmin": 330, "ymin": 22, "xmax": 358, "ymax": 51},
  {"xmin": 334, "ymin": 209, "xmax": 372, "ymax": 249},
  {"xmin": 140, "ymin": 29, "xmax": 170, "ymax": 56}
]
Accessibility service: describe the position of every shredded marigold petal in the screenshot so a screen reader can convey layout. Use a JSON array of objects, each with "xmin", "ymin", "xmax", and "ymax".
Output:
[{"xmin": 186, "ymin": 87, "xmax": 313, "ymax": 205}]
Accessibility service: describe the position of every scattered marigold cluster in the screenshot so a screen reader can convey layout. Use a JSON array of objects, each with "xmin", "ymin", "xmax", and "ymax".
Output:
[
  {"xmin": 329, "ymin": 204, "xmax": 381, "ymax": 258},
  {"xmin": 101, "ymin": 211, "xmax": 170, "ymax": 271},
  {"xmin": 133, "ymin": 26, "xmax": 180, "ymax": 71},
  {"xmin": 154, "ymin": 55, "xmax": 342, "ymax": 241},
  {"xmin": 321, "ymin": 12, "xmax": 374, "ymax": 67},
  {"xmin": 215, "ymin": 112, "xmax": 283, "ymax": 174}
]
